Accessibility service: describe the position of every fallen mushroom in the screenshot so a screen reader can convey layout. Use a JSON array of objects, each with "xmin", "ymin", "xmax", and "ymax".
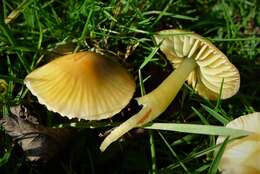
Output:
[
  {"xmin": 100, "ymin": 29, "xmax": 240, "ymax": 151},
  {"xmin": 216, "ymin": 112, "xmax": 260, "ymax": 174},
  {"xmin": 24, "ymin": 51, "xmax": 135, "ymax": 120}
]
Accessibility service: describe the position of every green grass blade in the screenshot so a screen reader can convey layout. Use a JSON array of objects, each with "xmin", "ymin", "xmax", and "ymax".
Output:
[
  {"xmin": 144, "ymin": 123, "xmax": 250, "ymax": 137},
  {"xmin": 152, "ymin": 0, "xmax": 174, "ymax": 26},
  {"xmin": 149, "ymin": 131, "xmax": 157, "ymax": 174},
  {"xmin": 191, "ymin": 107, "xmax": 209, "ymax": 125},
  {"xmin": 0, "ymin": 23, "xmax": 30, "ymax": 73},
  {"xmin": 4, "ymin": 0, "xmax": 34, "ymax": 24},
  {"xmin": 143, "ymin": 11, "xmax": 198, "ymax": 21},
  {"xmin": 139, "ymin": 46, "xmax": 160, "ymax": 69},
  {"xmin": 201, "ymin": 104, "xmax": 229, "ymax": 125},
  {"xmin": 208, "ymin": 137, "xmax": 229, "ymax": 174},
  {"xmin": 0, "ymin": 74, "xmax": 24, "ymax": 84},
  {"xmin": 158, "ymin": 131, "xmax": 190, "ymax": 173},
  {"xmin": 0, "ymin": 147, "xmax": 12, "ymax": 167}
]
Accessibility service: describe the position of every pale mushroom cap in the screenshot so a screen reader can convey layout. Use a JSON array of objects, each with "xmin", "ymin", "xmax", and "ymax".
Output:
[
  {"xmin": 217, "ymin": 112, "xmax": 260, "ymax": 144},
  {"xmin": 154, "ymin": 29, "xmax": 240, "ymax": 100},
  {"xmin": 224, "ymin": 112, "xmax": 260, "ymax": 134},
  {"xmin": 216, "ymin": 112, "xmax": 260, "ymax": 174},
  {"xmin": 25, "ymin": 51, "xmax": 136, "ymax": 120}
]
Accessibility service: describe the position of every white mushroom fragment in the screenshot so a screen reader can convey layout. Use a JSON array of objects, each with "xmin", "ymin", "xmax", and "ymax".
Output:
[
  {"xmin": 100, "ymin": 29, "xmax": 240, "ymax": 151},
  {"xmin": 25, "ymin": 51, "xmax": 136, "ymax": 120},
  {"xmin": 216, "ymin": 112, "xmax": 260, "ymax": 174}
]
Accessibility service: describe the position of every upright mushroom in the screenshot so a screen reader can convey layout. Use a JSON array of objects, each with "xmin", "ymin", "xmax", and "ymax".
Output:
[
  {"xmin": 100, "ymin": 29, "xmax": 240, "ymax": 151},
  {"xmin": 216, "ymin": 112, "xmax": 260, "ymax": 174},
  {"xmin": 25, "ymin": 51, "xmax": 135, "ymax": 120}
]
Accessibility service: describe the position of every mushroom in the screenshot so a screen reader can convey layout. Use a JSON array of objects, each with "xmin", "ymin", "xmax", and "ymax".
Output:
[
  {"xmin": 100, "ymin": 29, "xmax": 240, "ymax": 151},
  {"xmin": 24, "ymin": 51, "xmax": 135, "ymax": 120},
  {"xmin": 216, "ymin": 112, "xmax": 260, "ymax": 174},
  {"xmin": 0, "ymin": 79, "xmax": 8, "ymax": 96}
]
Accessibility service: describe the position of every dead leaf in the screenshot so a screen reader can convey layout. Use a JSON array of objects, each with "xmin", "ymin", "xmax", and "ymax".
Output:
[
  {"xmin": 10, "ymin": 105, "xmax": 39, "ymax": 124},
  {"xmin": 0, "ymin": 105, "xmax": 75, "ymax": 162}
]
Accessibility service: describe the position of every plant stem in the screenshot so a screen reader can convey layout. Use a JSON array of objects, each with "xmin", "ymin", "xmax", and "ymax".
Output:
[{"xmin": 100, "ymin": 58, "xmax": 197, "ymax": 151}]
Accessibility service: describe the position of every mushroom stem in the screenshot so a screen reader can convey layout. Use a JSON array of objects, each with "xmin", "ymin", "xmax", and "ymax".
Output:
[{"xmin": 100, "ymin": 57, "xmax": 197, "ymax": 151}]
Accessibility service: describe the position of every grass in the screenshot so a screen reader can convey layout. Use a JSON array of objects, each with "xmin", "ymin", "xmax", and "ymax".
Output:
[{"xmin": 0, "ymin": 0, "xmax": 259, "ymax": 173}]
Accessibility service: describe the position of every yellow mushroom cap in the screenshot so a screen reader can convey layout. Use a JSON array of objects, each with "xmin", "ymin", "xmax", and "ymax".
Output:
[
  {"xmin": 24, "ymin": 51, "xmax": 136, "ymax": 120},
  {"xmin": 154, "ymin": 29, "xmax": 240, "ymax": 100},
  {"xmin": 0, "ymin": 79, "xmax": 8, "ymax": 95},
  {"xmin": 216, "ymin": 112, "xmax": 260, "ymax": 174}
]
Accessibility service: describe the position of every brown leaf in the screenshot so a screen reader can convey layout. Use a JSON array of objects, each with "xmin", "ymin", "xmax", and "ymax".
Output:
[
  {"xmin": 10, "ymin": 105, "xmax": 39, "ymax": 124},
  {"xmin": 1, "ymin": 105, "xmax": 76, "ymax": 162}
]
